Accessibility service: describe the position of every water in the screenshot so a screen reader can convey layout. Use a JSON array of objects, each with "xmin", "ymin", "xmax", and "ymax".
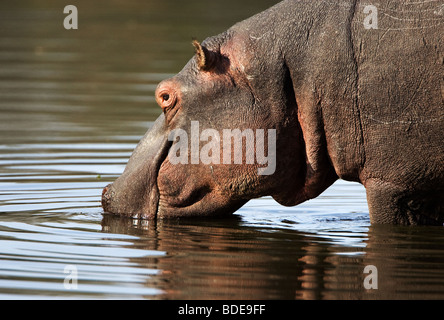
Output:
[{"xmin": 1, "ymin": 0, "xmax": 444, "ymax": 300}]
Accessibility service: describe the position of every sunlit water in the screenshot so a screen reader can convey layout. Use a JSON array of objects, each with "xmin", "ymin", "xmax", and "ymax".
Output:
[{"xmin": 1, "ymin": 0, "xmax": 444, "ymax": 299}]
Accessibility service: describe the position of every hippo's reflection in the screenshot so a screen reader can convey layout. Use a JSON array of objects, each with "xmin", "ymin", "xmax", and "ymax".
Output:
[{"xmin": 101, "ymin": 214, "xmax": 444, "ymax": 300}]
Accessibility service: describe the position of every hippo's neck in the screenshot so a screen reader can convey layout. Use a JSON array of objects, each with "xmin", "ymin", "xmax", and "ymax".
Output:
[
  {"xmin": 224, "ymin": 0, "xmax": 363, "ymax": 204},
  {"xmin": 276, "ymin": 0, "xmax": 363, "ymax": 183}
]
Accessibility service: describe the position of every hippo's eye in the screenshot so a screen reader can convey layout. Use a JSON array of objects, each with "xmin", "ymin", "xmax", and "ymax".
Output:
[{"xmin": 162, "ymin": 94, "xmax": 170, "ymax": 102}]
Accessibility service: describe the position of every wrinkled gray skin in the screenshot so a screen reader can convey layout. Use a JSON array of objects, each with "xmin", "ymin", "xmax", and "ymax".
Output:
[{"xmin": 102, "ymin": 0, "xmax": 444, "ymax": 225}]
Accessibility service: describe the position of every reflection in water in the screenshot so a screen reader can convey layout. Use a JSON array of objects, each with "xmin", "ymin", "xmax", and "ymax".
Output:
[{"xmin": 101, "ymin": 214, "xmax": 444, "ymax": 300}]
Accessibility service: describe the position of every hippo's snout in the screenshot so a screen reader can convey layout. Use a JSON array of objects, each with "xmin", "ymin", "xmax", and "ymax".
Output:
[{"xmin": 100, "ymin": 114, "xmax": 172, "ymax": 219}]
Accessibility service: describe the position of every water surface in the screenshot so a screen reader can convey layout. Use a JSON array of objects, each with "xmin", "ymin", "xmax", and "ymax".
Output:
[{"xmin": 1, "ymin": 0, "xmax": 444, "ymax": 299}]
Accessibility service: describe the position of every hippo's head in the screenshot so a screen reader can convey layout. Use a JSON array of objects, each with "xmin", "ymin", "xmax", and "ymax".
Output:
[{"xmin": 102, "ymin": 34, "xmax": 335, "ymax": 219}]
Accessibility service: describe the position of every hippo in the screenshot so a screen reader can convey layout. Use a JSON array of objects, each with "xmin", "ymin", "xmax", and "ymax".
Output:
[{"xmin": 102, "ymin": 0, "xmax": 444, "ymax": 225}]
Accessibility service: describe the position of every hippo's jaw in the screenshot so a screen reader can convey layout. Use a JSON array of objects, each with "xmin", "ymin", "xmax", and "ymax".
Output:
[
  {"xmin": 101, "ymin": 162, "xmax": 248, "ymax": 220},
  {"xmin": 100, "ymin": 111, "xmax": 248, "ymax": 220}
]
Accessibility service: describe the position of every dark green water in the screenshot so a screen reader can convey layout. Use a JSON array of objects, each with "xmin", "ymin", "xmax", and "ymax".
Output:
[{"xmin": 0, "ymin": 0, "xmax": 444, "ymax": 299}]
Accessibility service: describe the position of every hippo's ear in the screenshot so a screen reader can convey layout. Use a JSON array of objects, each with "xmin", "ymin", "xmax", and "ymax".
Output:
[{"xmin": 192, "ymin": 40, "xmax": 221, "ymax": 72}]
